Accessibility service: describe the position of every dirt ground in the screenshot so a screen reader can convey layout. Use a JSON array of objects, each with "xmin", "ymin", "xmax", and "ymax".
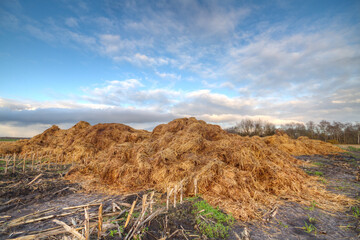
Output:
[
  {"xmin": 238, "ymin": 151, "xmax": 360, "ymax": 240},
  {"xmin": 1, "ymin": 150, "xmax": 359, "ymax": 239}
]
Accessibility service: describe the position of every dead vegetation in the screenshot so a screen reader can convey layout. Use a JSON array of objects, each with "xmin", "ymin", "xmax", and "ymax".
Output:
[
  {"xmin": 0, "ymin": 118, "xmax": 352, "ymax": 222},
  {"xmin": 264, "ymin": 131, "xmax": 346, "ymax": 156}
]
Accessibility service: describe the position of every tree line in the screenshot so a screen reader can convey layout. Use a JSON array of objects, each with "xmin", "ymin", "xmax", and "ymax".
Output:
[{"xmin": 226, "ymin": 119, "xmax": 360, "ymax": 144}]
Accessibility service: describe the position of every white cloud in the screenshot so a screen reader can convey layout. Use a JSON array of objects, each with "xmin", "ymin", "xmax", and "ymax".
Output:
[
  {"xmin": 81, "ymin": 79, "xmax": 180, "ymax": 108},
  {"xmin": 223, "ymin": 27, "xmax": 360, "ymax": 98},
  {"xmin": 89, "ymin": 79, "xmax": 144, "ymax": 96},
  {"xmin": 0, "ymin": 122, "xmax": 51, "ymax": 137},
  {"xmin": 65, "ymin": 17, "xmax": 78, "ymax": 27},
  {"xmin": 132, "ymin": 53, "xmax": 168, "ymax": 66},
  {"xmin": 155, "ymin": 71, "xmax": 181, "ymax": 79}
]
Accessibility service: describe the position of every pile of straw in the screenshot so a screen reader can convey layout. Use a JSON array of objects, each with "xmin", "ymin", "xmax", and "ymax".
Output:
[
  {"xmin": 0, "ymin": 118, "xmax": 352, "ymax": 220},
  {"xmin": 264, "ymin": 131, "xmax": 345, "ymax": 156}
]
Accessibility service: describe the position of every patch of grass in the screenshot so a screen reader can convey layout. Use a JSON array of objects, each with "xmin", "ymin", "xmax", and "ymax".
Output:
[
  {"xmin": 305, "ymin": 170, "xmax": 323, "ymax": 176},
  {"xmin": 348, "ymin": 146, "xmax": 360, "ymax": 152},
  {"xmin": 344, "ymin": 151, "xmax": 360, "ymax": 158},
  {"xmin": 0, "ymin": 138, "xmax": 18, "ymax": 141},
  {"xmin": 314, "ymin": 171, "xmax": 324, "ymax": 177},
  {"xmin": 335, "ymin": 186, "xmax": 345, "ymax": 190},
  {"xmin": 318, "ymin": 177, "xmax": 327, "ymax": 184},
  {"xmin": 351, "ymin": 206, "xmax": 359, "ymax": 218},
  {"xmin": 186, "ymin": 196, "xmax": 200, "ymax": 202},
  {"xmin": 302, "ymin": 222, "xmax": 317, "ymax": 235},
  {"xmin": 312, "ymin": 162, "xmax": 324, "ymax": 167},
  {"xmin": 339, "ymin": 224, "xmax": 352, "ymax": 231},
  {"xmin": 305, "ymin": 201, "xmax": 317, "ymax": 211},
  {"xmin": 278, "ymin": 220, "xmax": 288, "ymax": 228},
  {"xmin": 192, "ymin": 199, "xmax": 235, "ymax": 239},
  {"xmin": 308, "ymin": 215, "xmax": 317, "ymax": 223},
  {"xmin": 109, "ymin": 229, "xmax": 118, "ymax": 237}
]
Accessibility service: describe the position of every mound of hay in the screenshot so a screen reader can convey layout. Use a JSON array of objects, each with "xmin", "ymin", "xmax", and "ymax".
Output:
[
  {"xmin": 0, "ymin": 118, "xmax": 352, "ymax": 220},
  {"xmin": 66, "ymin": 118, "xmax": 351, "ymax": 220},
  {"xmin": 264, "ymin": 131, "xmax": 345, "ymax": 156},
  {"xmin": 0, "ymin": 121, "xmax": 150, "ymax": 161},
  {"xmin": 0, "ymin": 141, "xmax": 24, "ymax": 154}
]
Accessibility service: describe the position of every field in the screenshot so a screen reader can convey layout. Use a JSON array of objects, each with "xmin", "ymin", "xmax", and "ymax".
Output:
[
  {"xmin": 0, "ymin": 119, "xmax": 359, "ymax": 239},
  {"xmin": 337, "ymin": 145, "xmax": 360, "ymax": 152},
  {"xmin": 0, "ymin": 138, "xmax": 29, "ymax": 142}
]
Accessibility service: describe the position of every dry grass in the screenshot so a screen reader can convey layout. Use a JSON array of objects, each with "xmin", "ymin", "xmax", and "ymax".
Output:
[
  {"xmin": 0, "ymin": 118, "xmax": 355, "ymax": 221},
  {"xmin": 264, "ymin": 132, "xmax": 345, "ymax": 156}
]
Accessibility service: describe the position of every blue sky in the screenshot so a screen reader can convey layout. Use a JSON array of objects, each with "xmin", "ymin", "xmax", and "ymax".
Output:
[{"xmin": 0, "ymin": 0, "xmax": 359, "ymax": 137}]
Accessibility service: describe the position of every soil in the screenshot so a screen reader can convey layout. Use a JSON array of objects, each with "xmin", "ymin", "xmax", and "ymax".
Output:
[
  {"xmin": 0, "ymin": 151, "xmax": 359, "ymax": 239},
  {"xmin": 0, "ymin": 168, "xmax": 80, "ymax": 214}
]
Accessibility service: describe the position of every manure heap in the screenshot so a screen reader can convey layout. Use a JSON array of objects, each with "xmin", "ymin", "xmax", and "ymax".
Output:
[
  {"xmin": 264, "ymin": 131, "xmax": 345, "ymax": 156},
  {"xmin": 0, "ymin": 118, "xmax": 351, "ymax": 220}
]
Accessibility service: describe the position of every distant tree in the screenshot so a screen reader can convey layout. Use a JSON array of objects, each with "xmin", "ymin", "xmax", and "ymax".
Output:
[
  {"xmin": 318, "ymin": 120, "xmax": 330, "ymax": 142},
  {"xmin": 264, "ymin": 122, "xmax": 276, "ymax": 136},
  {"xmin": 225, "ymin": 118, "xmax": 359, "ymax": 144},
  {"xmin": 306, "ymin": 121, "xmax": 315, "ymax": 138},
  {"xmin": 253, "ymin": 119, "xmax": 262, "ymax": 136},
  {"xmin": 237, "ymin": 119, "xmax": 254, "ymax": 136}
]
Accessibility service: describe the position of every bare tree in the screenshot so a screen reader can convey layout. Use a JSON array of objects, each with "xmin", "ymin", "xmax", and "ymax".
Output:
[
  {"xmin": 226, "ymin": 119, "xmax": 360, "ymax": 144},
  {"xmin": 306, "ymin": 121, "xmax": 315, "ymax": 138}
]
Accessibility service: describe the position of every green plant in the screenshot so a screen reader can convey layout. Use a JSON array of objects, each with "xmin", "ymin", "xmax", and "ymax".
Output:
[
  {"xmin": 278, "ymin": 220, "xmax": 288, "ymax": 228},
  {"xmin": 305, "ymin": 201, "xmax": 317, "ymax": 211},
  {"xmin": 312, "ymin": 162, "xmax": 324, "ymax": 167},
  {"xmin": 318, "ymin": 177, "xmax": 327, "ymax": 184},
  {"xmin": 302, "ymin": 222, "xmax": 317, "ymax": 235},
  {"xmin": 109, "ymin": 229, "xmax": 118, "ymax": 237},
  {"xmin": 0, "ymin": 138, "xmax": 18, "ymax": 142},
  {"xmin": 308, "ymin": 215, "xmax": 317, "ymax": 223},
  {"xmin": 348, "ymin": 146, "xmax": 360, "ymax": 151},
  {"xmin": 186, "ymin": 196, "xmax": 200, "ymax": 202},
  {"xmin": 132, "ymin": 211, "xmax": 140, "ymax": 218},
  {"xmin": 133, "ymin": 226, "xmax": 148, "ymax": 240},
  {"xmin": 351, "ymin": 206, "xmax": 359, "ymax": 218},
  {"xmin": 314, "ymin": 171, "xmax": 323, "ymax": 177},
  {"xmin": 192, "ymin": 200, "xmax": 235, "ymax": 239}
]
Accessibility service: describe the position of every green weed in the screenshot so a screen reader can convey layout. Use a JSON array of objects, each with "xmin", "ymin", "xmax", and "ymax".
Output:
[
  {"xmin": 278, "ymin": 220, "xmax": 288, "ymax": 228},
  {"xmin": 318, "ymin": 177, "xmax": 327, "ymax": 184},
  {"xmin": 348, "ymin": 146, "xmax": 360, "ymax": 152},
  {"xmin": 351, "ymin": 206, "xmax": 359, "ymax": 218},
  {"xmin": 192, "ymin": 199, "xmax": 235, "ymax": 239},
  {"xmin": 186, "ymin": 196, "xmax": 200, "ymax": 202},
  {"xmin": 305, "ymin": 170, "xmax": 323, "ymax": 176},
  {"xmin": 109, "ymin": 229, "xmax": 118, "ymax": 237},
  {"xmin": 312, "ymin": 162, "xmax": 324, "ymax": 167},
  {"xmin": 308, "ymin": 215, "xmax": 317, "ymax": 223},
  {"xmin": 302, "ymin": 222, "xmax": 317, "ymax": 235},
  {"xmin": 305, "ymin": 201, "xmax": 317, "ymax": 211}
]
